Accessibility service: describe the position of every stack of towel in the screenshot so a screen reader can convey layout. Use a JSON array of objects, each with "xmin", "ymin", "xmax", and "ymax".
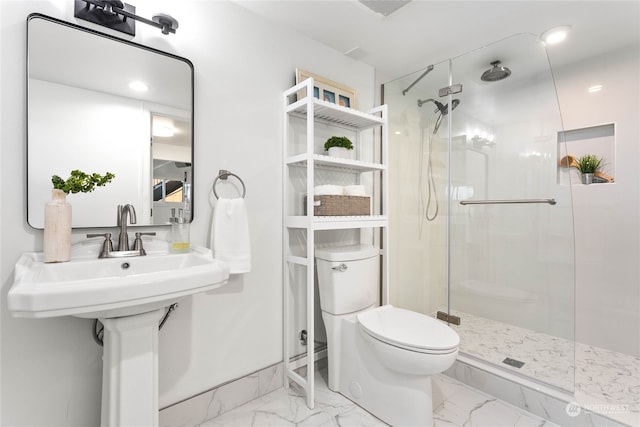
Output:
[
  {"xmin": 314, "ymin": 185, "xmax": 366, "ymax": 196},
  {"xmin": 342, "ymin": 185, "xmax": 366, "ymax": 196}
]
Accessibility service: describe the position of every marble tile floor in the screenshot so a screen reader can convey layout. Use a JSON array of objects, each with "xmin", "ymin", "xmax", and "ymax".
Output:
[
  {"xmin": 202, "ymin": 367, "xmax": 559, "ymax": 427},
  {"xmin": 448, "ymin": 310, "xmax": 640, "ymax": 423}
]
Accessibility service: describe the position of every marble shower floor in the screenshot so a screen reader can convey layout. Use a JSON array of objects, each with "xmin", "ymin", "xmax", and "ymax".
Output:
[
  {"xmin": 203, "ymin": 367, "xmax": 559, "ymax": 427},
  {"xmin": 448, "ymin": 310, "xmax": 640, "ymax": 423}
]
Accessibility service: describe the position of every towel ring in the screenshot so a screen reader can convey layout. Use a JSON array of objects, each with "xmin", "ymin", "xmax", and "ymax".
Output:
[{"xmin": 213, "ymin": 169, "xmax": 246, "ymax": 199}]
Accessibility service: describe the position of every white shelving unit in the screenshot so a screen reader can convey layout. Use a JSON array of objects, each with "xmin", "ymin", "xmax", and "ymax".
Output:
[{"xmin": 282, "ymin": 78, "xmax": 388, "ymax": 408}]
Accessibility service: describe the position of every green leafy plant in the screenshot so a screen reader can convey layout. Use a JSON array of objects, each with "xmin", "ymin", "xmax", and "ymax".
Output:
[
  {"xmin": 324, "ymin": 136, "xmax": 354, "ymax": 151},
  {"xmin": 52, "ymin": 170, "xmax": 115, "ymax": 194},
  {"xmin": 576, "ymin": 154, "xmax": 603, "ymax": 174}
]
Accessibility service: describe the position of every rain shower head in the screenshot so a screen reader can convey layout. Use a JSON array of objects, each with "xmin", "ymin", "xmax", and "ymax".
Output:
[{"xmin": 481, "ymin": 60, "xmax": 511, "ymax": 82}]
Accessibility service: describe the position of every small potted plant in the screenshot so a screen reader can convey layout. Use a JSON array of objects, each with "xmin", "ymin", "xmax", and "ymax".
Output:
[
  {"xmin": 324, "ymin": 136, "xmax": 353, "ymax": 159},
  {"xmin": 576, "ymin": 154, "xmax": 602, "ymax": 185},
  {"xmin": 45, "ymin": 170, "xmax": 115, "ymax": 263},
  {"xmin": 51, "ymin": 169, "xmax": 116, "ymax": 194}
]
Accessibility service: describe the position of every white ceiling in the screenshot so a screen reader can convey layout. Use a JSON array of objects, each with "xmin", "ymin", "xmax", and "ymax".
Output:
[{"xmin": 235, "ymin": 0, "xmax": 640, "ymax": 81}]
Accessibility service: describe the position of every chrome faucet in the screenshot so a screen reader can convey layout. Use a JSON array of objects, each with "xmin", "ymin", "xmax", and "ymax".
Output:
[
  {"xmin": 86, "ymin": 204, "xmax": 155, "ymax": 258},
  {"xmin": 117, "ymin": 204, "xmax": 137, "ymax": 251}
]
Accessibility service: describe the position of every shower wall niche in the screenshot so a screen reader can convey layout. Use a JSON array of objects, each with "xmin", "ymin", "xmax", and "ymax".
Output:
[{"xmin": 558, "ymin": 123, "xmax": 615, "ymax": 185}]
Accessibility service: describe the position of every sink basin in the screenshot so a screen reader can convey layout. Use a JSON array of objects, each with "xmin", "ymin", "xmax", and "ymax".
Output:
[{"xmin": 8, "ymin": 238, "xmax": 230, "ymax": 319}]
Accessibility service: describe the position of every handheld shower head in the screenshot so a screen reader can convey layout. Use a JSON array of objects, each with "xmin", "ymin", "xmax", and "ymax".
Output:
[
  {"xmin": 434, "ymin": 100, "xmax": 447, "ymax": 114},
  {"xmin": 445, "ymin": 98, "xmax": 461, "ymax": 114},
  {"xmin": 417, "ymin": 98, "xmax": 461, "ymax": 115}
]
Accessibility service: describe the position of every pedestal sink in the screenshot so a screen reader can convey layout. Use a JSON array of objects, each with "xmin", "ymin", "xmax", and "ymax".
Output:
[{"xmin": 8, "ymin": 238, "xmax": 229, "ymax": 426}]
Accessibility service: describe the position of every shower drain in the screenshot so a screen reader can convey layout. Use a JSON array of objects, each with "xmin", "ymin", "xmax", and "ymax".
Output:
[{"xmin": 502, "ymin": 357, "xmax": 525, "ymax": 368}]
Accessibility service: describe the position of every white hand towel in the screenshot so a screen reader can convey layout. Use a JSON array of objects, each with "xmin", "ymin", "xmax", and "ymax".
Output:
[{"xmin": 211, "ymin": 198, "xmax": 251, "ymax": 274}]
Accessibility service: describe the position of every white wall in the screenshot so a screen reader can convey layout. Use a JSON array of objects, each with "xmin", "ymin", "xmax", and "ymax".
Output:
[
  {"xmin": 0, "ymin": 1, "xmax": 374, "ymax": 425},
  {"xmin": 553, "ymin": 44, "xmax": 640, "ymax": 356}
]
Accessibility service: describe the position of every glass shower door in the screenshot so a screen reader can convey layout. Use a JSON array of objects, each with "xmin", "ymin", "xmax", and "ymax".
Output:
[
  {"xmin": 386, "ymin": 60, "xmax": 452, "ymax": 319},
  {"xmin": 448, "ymin": 34, "xmax": 575, "ymax": 392}
]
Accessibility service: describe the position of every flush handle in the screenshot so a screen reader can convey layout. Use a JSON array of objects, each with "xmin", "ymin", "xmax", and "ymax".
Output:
[{"xmin": 332, "ymin": 263, "xmax": 348, "ymax": 272}]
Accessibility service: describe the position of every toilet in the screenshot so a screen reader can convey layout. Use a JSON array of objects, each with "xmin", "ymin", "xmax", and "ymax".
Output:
[{"xmin": 315, "ymin": 244, "xmax": 460, "ymax": 427}]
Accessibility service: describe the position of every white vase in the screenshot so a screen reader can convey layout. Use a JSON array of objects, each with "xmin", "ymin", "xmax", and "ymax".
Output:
[
  {"xmin": 44, "ymin": 189, "xmax": 72, "ymax": 263},
  {"xmin": 328, "ymin": 147, "xmax": 351, "ymax": 159}
]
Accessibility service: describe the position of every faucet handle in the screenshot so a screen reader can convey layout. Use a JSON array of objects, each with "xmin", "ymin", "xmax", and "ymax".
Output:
[
  {"xmin": 87, "ymin": 232, "xmax": 114, "ymax": 258},
  {"xmin": 87, "ymin": 232, "xmax": 113, "ymax": 242},
  {"xmin": 132, "ymin": 232, "xmax": 156, "ymax": 255}
]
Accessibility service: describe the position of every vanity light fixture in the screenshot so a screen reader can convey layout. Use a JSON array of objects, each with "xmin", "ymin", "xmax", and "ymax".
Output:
[
  {"xmin": 588, "ymin": 84, "xmax": 603, "ymax": 93},
  {"xmin": 74, "ymin": 0, "xmax": 179, "ymax": 36},
  {"xmin": 540, "ymin": 25, "xmax": 571, "ymax": 45}
]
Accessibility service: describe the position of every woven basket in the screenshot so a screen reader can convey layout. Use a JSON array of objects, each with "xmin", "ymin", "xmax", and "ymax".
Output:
[{"xmin": 304, "ymin": 195, "xmax": 370, "ymax": 216}]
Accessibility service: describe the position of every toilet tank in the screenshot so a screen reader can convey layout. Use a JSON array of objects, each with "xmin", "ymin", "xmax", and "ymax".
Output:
[{"xmin": 315, "ymin": 245, "xmax": 379, "ymax": 315}]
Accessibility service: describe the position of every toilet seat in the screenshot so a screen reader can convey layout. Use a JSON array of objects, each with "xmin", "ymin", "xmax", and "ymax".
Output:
[{"xmin": 357, "ymin": 305, "xmax": 459, "ymax": 354}]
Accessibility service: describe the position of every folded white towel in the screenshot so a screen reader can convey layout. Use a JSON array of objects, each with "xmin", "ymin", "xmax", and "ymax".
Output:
[
  {"xmin": 343, "ymin": 185, "xmax": 366, "ymax": 196},
  {"xmin": 211, "ymin": 198, "xmax": 251, "ymax": 274},
  {"xmin": 314, "ymin": 185, "xmax": 343, "ymax": 196}
]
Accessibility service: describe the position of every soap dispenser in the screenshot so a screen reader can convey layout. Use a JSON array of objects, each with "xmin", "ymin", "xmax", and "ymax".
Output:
[{"xmin": 169, "ymin": 208, "xmax": 190, "ymax": 253}]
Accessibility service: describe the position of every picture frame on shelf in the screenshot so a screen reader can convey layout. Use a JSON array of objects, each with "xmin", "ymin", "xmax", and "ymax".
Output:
[{"xmin": 295, "ymin": 68, "xmax": 357, "ymax": 109}]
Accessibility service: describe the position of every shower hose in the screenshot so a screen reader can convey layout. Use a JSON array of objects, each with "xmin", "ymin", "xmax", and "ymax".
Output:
[{"xmin": 418, "ymin": 110, "xmax": 441, "ymax": 232}]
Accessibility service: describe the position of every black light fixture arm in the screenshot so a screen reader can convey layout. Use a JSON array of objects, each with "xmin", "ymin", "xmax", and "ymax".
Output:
[{"xmin": 75, "ymin": 0, "xmax": 179, "ymax": 35}]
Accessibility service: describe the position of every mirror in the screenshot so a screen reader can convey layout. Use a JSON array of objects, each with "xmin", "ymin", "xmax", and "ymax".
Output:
[{"xmin": 27, "ymin": 14, "xmax": 193, "ymax": 228}]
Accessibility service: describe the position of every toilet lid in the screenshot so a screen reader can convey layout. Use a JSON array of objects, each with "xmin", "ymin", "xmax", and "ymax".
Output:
[{"xmin": 357, "ymin": 305, "xmax": 460, "ymax": 352}]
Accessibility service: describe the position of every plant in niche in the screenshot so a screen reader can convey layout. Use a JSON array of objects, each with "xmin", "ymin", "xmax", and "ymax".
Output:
[
  {"xmin": 576, "ymin": 154, "xmax": 603, "ymax": 174},
  {"xmin": 324, "ymin": 136, "xmax": 353, "ymax": 151},
  {"xmin": 52, "ymin": 169, "xmax": 115, "ymax": 194}
]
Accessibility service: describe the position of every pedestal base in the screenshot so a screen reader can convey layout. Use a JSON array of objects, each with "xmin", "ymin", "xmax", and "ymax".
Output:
[{"xmin": 100, "ymin": 309, "xmax": 164, "ymax": 427}]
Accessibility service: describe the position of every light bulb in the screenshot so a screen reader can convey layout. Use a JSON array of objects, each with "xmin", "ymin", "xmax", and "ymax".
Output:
[
  {"xmin": 541, "ymin": 26, "xmax": 571, "ymax": 45},
  {"xmin": 128, "ymin": 80, "xmax": 149, "ymax": 92}
]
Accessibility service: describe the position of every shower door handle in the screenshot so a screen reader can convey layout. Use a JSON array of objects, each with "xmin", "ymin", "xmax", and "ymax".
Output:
[
  {"xmin": 332, "ymin": 263, "xmax": 348, "ymax": 272},
  {"xmin": 459, "ymin": 198, "xmax": 556, "ymax": 206}
]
